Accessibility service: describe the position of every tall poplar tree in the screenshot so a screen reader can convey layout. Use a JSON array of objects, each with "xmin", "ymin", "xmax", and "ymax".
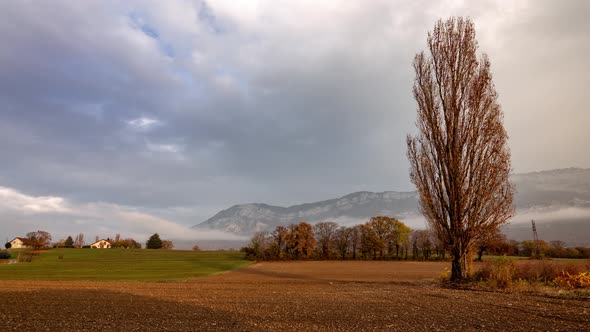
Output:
[{"xmin": 407, "ymin": 17, "xmax": 514, "ymax": 281}]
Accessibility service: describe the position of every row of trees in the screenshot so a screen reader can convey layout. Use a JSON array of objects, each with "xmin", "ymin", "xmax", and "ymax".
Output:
[
  {"xmin": 243, "ymin": 216, "xmax": 418, "ymax": 261},
  {"xmin": 479, "ymin": 236, "xmax": 590, "ymax": 259},
  {"xmin": 244, "ymin": 219, "xmax": 590, "ymax": 261}
]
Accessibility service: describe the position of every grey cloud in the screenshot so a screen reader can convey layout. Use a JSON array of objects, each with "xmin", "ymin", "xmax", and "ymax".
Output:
[{"xmin": 0, "ymin": 0, "xmax": 588, "ymax": 236}]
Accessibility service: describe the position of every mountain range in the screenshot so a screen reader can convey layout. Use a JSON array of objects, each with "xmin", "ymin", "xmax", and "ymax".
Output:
[{"xmin": 193, "ymin": 168, "xmax": 590, "ymax": 246}]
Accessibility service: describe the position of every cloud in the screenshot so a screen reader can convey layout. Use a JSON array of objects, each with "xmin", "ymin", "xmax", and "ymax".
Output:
[
  {"xmin": 511, "ymin": 206, "xmax": 590, "ymax": 225},
  {"xmin": 146, "ymin": 142, "xmax": 183, "ymax": 154},
  {"xmin": 127, "ymin": 117, "xmax": 161, "ymax": 130},
  {"xmin": 0, "ymin": 187, "xmax": 71, "ymax": 214},
  {"xmin": 0, "ymin": 186, "xmax": 245, "ymax": 245}
]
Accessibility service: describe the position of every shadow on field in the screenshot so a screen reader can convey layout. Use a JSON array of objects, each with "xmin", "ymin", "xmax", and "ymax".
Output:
[
  {"xmin": 0, "ymin": 289, "xmax": 252, "ymax": 332},
  {"xmin": 234, "ymin": 265, "xmax": 419, "ymax": 287},
  {"xmin": 235, "ymin": 265, "xmax": 330, "ymax": 282}
]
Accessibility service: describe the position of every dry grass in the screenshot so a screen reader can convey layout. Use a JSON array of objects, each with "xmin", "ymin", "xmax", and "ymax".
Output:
[{"xmin": 473, "ymin": 257, "xmax": 590, "ymax": 297}]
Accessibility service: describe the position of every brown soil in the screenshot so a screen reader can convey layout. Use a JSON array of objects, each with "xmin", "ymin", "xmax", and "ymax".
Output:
[{"xmin": 1, "ymin": 261, "xmax": 588, "ymax": 331}]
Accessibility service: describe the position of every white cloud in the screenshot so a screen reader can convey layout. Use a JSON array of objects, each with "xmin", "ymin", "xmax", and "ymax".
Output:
[
  {"xmin": 146, "ymin": 142, "xmax": 183, "ymax": 154},
  {"xmin": 0, "ymin": 187, "xmax": 71, "ymax": 214},
  {"xmin": 0, "ymin": 185, "xmax": 245, "ymax": 245},
  {"xmin": 127, "ymin": 117, "xmax": 161, "ymax": 130}
]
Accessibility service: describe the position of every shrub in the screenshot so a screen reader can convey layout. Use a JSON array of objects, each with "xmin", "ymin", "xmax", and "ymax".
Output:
[
  {"xmin": 0, "ymin": 250, "xmax": 11, "ymax": 259},
  {"xmin": 489, "ymin": 256, "xmax": 516, "ymax": 288},
  {"xmin": 5, "ymin": 242, "xmax": 11, "ymax": 249},
  {"xmin": 17, "ymin": 251, "xmax": 33, "ymax": 263},
  {"xmin": 513, "ymin": 260, "xmax": 582, "ymax": 284},
  {"xmin": 554, "ymin": 272, "xmax": 590, "ymax": 289},
  {"xmin": 475, "ymin": 256, "xmax": 516, "ymax": 289}
]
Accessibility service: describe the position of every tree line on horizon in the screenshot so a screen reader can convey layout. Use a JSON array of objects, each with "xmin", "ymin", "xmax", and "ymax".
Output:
[
  {"xmin": 242, "ymin": 217, "xmax": 590, "ymax": 261},
  {"xmin": 243, "ymin": 216, "xmax": 429, "ymax": 261}
]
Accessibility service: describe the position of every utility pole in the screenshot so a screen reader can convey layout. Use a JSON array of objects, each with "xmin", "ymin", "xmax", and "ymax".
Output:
[{"xmin": 531, "ymin": 219, "xmax": 539, "ymax": 258}]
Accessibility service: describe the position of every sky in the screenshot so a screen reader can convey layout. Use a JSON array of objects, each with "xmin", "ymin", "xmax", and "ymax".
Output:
[{"xmin": 0, "ymin": 0, "xmax": 588, "ymax": 244}]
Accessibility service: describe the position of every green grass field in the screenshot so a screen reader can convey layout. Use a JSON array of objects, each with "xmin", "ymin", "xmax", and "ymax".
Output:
[{"xmin": 0, "ymin": 248, "xmax": 251, "ymax": 281}]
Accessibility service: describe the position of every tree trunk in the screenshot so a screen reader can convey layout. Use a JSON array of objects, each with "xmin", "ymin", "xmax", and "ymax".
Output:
[
  {"xmin": 450, "ymin": 247, "xmax": 470, "ymax": 281},
  {"xmin": 477, "ymin": 246, "xmax": 485, "ymax": 261}
]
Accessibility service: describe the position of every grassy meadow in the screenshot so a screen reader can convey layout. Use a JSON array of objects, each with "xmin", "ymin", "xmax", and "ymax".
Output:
[{"xmin": 0, "ymin": 248, "xmax": 251, "ymax": 281}]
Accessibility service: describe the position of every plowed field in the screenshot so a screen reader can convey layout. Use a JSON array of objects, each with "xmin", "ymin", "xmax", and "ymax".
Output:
[{"xmin": 1, "ymin": 261, "xmax": 588, "ymax": 331}]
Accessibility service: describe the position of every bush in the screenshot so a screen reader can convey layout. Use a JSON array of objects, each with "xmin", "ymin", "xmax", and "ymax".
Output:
[
  {"xmin": 5, "ymin": 242, "xmax": 11, "ymax": 249},
  {"xmin": 554, "ymin": 272, "xmax": 590, "ymax": 289},
  {"xmin": 82, "ymin": 245, "xmax": 91, "ymax": 248},
  {"xmin": 17, "ymin": 251, "xmax": 33, "ymax": 263},
  {"xmin": 475, "ymin": 257, "xmax": 590, "ymax": 291},
  {"xmin": 489, "ymin": 256, "xmax": 516, "ymax": 289},
  {"xmin": 514, "ymin": 260, "xmax": 582, "ymax": 284},
  {"xmin": 0, "ymin": 250, "xmax": 11, "ymax": 259},
  {"xmin": 475, "ymin": 256, "xmax": 516, "ymax": 289}
]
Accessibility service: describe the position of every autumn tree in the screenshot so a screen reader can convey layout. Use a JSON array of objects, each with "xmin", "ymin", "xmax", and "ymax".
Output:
[
  {"xmin": 271, "ymin": 226, "xmax": 289, "ymax": 259},
  {"xmin": 349, "ymin": 225, "xmax": 362, "ymax": 260},
  {"xmin": 407, "ymin": 17, "xmax": 514, "ymax": 281},
  {"xmin": 334, "ymin": 226, "xmax": 353, "ymax": 259},
  {"xmin": 314, "ymin": 221, "xmax": 339, "ymax": 259},
  {"xmin": 411, "ymin": 230, "xmax": 434, "ymax": 260},
  {"xmin": 243, "ymin": 231, "xmax": 272, "ymax": 260},
  {"xmin": 285, "ymin": 222, "xmax": 315, "ymax": 259},
  {"xmin": 475, "ymin": 227, "xmax": 506, "ymax": 261},
  {"xmin": 111, "ymin": 238, "xmax": 141, "ymax": 249},
  {"xmin": 361, "ymin": 216, "xmax": 402, "ymax": 259},
  {"xmin": 26, "ymin": 230, "xmax": 52, "ymax": 250},
  {"xmin": 161, "ymin": 240, "xmax": 174, "ymax": 250},
  {"xmin": 74, "ymin": 233, "xmax": 84, "ymax": 248},
  {"xmin": 390, "ymin": 220, "xmax": 412, "ymax": 258}
]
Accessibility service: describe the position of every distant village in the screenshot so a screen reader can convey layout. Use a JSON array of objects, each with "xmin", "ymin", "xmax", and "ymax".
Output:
[{"xmin": 4, "ymin": 231, "xmax": 179, "ymax": 251}]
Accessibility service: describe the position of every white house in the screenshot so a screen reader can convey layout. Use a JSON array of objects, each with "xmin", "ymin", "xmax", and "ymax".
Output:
[
  {"xmin": 9, "ymin": 237, "xmax": 32, "ymax": 249},
  {"xmin": 90, "ymin": 239, "xmax": 112, "ymax": 249}
]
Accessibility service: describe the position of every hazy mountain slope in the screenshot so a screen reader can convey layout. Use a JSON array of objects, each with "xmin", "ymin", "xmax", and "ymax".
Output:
[
  {"xmin": 194, "ymin": 168, "xmax": 590, "ymax": 245},
  {"xmin": 511, "ymin": 168, "xmax": 590, "ymax": 208},
  {"xmin": 195, "ymin": 191, "xmax": 418, "ymax": 234}
]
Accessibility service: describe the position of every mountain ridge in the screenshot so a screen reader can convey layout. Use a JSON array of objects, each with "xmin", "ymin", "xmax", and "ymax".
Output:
[{"xmin": 193, "ymin": 168, "xmax": 590, "ymax": 245}]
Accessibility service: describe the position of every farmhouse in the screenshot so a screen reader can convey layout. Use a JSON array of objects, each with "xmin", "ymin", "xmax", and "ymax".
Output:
[
  {"xmin": 90, "ymin": 239, "xmax": 112, "ymax": 249},
  {"xmin": 9, "ymin": 237, "xmax": 32, "ymax": 249}
]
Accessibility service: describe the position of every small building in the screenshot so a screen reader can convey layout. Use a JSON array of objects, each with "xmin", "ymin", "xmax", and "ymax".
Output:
[
  {"xmin": 90, "ymin": 239, "xmax": 112, "ymax": 249},
  {"xmin": 9, "ymin": 237, "xmax": 32, "ymax": 249}
]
